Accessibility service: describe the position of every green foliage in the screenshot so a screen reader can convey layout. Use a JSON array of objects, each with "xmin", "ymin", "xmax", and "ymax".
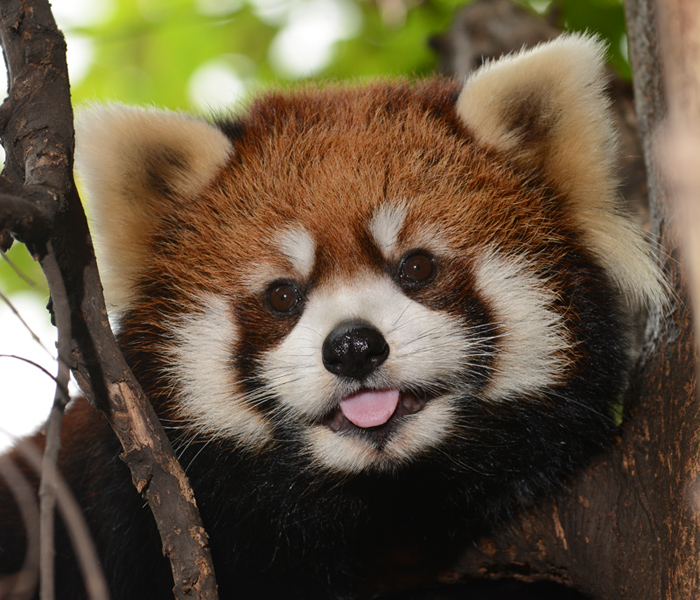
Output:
[
  {"xmin": 547, "ymin": 0, "xmax": 630, "ymax": 79},
  {"xmin": 0, "ymin": 245, "xmax": 48, "ymax": 298},
  {"xmin": 329, "ymin": 0, "xmax": 462, "ymax": 80},
  {"xmin": 70, "ymin": 1, "xmax": 277, "ymax": 108},
  {"xmin": 66, "ymin": 0, "xmax": 629, "ymax": 112},
  {"xmin": 68, "ymin": 0, "xmax": 465, "ymax": 111}
]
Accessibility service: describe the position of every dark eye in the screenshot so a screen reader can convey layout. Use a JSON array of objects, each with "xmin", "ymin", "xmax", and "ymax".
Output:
[
  {"xmin": 398, "ymin": 251, "xmax": 436, "ymax": 287},
  {"xmin": 267, "ymin": 282, "xmax": 302, "ymax": 314}
]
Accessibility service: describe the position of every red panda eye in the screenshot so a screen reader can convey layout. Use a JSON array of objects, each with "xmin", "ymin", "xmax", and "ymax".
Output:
[
  {"xmin": 399, "ymin": 252, "xmax": 436, "ymax": 286},
  {"xmin": 267, "ymin": 283, "xmax": 302, "ymax": 314}
]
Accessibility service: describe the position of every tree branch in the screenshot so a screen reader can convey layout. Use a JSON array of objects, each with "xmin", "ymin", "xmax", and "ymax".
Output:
[
  {"xmin": 11, "ymin": 440, "xmax": 109, "ymax": 600},
  {"xmin": 0, "ymin": 191, "xmax": 49, "ymax": 249},
  {"xmin": 0, "ymin": 1, "xmax": 219, "ymax": 597},
  {"xmin": 37, "ymin": 247, "xmax": 71, "ymax": 600},
  {"xmin": 0, "ymin": 454, "xmax": 40, "ymax": 599}
]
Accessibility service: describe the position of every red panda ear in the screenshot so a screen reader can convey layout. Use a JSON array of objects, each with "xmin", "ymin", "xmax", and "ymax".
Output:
[
  {"xmin": 75, "ymin": 104, "xmax": 233, "ymax": 312},
  {"xmin": 456, "ymin": 33, "xmax": 615, "ymax": 198},
  {"xmin": 456, "ymin": 34, "xmax": 665, "ymax": 309}
]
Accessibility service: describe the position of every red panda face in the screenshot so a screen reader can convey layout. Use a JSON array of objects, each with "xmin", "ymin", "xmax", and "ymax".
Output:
[
  {"xmin": 130, "ymin": 101, "xmax": 578, "ymax": 474},
  {"xmin": 159, "ymin": 197, "xmax": 573, "ymax": 474},
  {"xmin": 75, "ymin": 34, "xmax": 665, "ymax": 480},
  {"xmin": 255, "ymin": 222, "xmax": 570, "ymax": 473}
]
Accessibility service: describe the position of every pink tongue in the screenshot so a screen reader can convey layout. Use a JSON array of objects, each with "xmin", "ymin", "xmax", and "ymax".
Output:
[{"xmin": 339, "ymin": 389, "xmax": 400, "ymax": 429}]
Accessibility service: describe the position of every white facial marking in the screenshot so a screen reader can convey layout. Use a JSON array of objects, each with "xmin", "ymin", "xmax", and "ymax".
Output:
[
  {"xmin": 369, "ymin": 202, "xmax": 407, "ymax": 258},
  {"xmin": 474, "ymin": 252, "xmax": 570, "ymax": 400},
  {"xmin": 279, "ymin": 226, "xmax": 316, "ymax": 279},
  {"xmin": 369, "ymin": 201, "xmax": 456, "ymax": 261},
  {"xmin": 260, "ymin": 271, "xmax": 477, "ymax": 472},
  {"xmin": 162, "ymin": 294, "xmax": 272, "ymax": 447}
]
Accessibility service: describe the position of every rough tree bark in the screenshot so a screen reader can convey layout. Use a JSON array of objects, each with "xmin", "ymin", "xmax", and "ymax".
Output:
[{"xmin": 0, "ymin": 1, "xmax": 218, "ymax": 598}]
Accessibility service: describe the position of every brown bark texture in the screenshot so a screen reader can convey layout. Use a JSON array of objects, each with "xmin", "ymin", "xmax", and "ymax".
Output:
[
  {"xmin": 0, "ymin": 1, "xmax": 219, "ymax": 598},
  {"xmin": 429, "ymin": 1, "xmax": 700, "ymax": 599}
]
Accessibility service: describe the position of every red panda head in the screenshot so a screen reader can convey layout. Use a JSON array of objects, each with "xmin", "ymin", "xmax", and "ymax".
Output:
[{"xmin": 75, "ymin": 34, "xmax": 665, "ymax": 477}]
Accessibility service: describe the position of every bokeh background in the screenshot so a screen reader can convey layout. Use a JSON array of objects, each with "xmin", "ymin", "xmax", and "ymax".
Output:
[{"xmin": 0, "ymin": 0, "xmax": 629, "ymax": 450}]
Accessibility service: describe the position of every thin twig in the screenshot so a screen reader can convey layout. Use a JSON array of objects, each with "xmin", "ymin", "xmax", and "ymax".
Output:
[
  {"xmin": 0, "ymin": 355, "xmax": 68, "ymax": 397},
  {"xmin": 13, "ymin": 440, "xmax": 109, "ymax": 600},
  {"xmin": 36, "ymin": 247, "xmax": 72, "ymax": 600},
  {"xmin": 0, "ymin": 288, "xmax": 55, "ymax": 359},
  {"xmin": 0, "ymin": 455, "xmax": 40, "ymax": 600}
]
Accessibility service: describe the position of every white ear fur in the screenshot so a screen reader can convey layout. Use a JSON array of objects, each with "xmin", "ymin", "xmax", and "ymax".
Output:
[
  {"xmin": 456, "ymin": 33, "xmax": 666, "ymax": 309},
  {"xmin": 75, "ymin": 104, "xmax": 233, "ymax": 312}
]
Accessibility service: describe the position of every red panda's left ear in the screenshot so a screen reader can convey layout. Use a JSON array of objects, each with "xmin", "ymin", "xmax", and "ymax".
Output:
[
  {"xmin": 456, "ymin": 33, "xmax": 615, "ymax": 201},
  {"xmin": 75, "ymin": 104, "xmax": 233, "ymax": 312},
  {"xmin": 457, "ymin": 33, "xmax": 666, "ymax": 310}
]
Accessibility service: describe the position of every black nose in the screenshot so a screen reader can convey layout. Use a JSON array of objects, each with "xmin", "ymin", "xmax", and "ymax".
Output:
[{"xmin": 322, "ymin": 323, "xmax": 389, "ymax": 380}]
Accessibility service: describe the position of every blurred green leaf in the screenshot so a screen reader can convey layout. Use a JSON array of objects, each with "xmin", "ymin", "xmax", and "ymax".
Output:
[
  {"xmin": 544, "ymin": 0, "xmax": 630, "ymax": 79},
  {"xmin": 0, "ymin": 244, "xmax": 49, "ymax": 298}
]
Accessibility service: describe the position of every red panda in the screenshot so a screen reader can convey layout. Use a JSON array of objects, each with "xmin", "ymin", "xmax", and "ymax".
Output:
[{"xmin": 0, "ymin": 34, "xmax": 664, "ymax": 599}]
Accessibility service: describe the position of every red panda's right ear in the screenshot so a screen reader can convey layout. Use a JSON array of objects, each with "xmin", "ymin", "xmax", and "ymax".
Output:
[
  {"xmin": 75, "ymin": 104, "xmax": 233, "ymax": 313},
  {"xmin": 455, "ymin": 34, "xmax": 666, "ymax": 310}
]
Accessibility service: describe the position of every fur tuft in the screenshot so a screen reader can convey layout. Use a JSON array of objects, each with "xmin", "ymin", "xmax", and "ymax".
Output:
[{"xmin": 75, "ymin": 104, "xmax": 234, "ymax": 312}]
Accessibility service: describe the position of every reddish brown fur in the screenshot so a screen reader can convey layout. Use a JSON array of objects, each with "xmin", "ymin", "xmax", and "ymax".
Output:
[
  {"xmin": 131, "ymin": 80, "xmax": 571, "ymax": 308},
  {"xmin": 97, "ymin": 81, "xmax": 588, "ymax": 418}
]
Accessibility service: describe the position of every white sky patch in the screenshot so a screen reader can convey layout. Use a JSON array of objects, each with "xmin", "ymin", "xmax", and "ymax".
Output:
[
  {"xmin": 0, "ymin": 293, "xmax": 57, "ymax": 453},
  {"xmin": 268, "ymin": 0, "xmax": 362, "ymax": 79},
  {"xmin": 50, "ymin": 0, "xmax": 116, "ymax": 28},
  {"xmin": 0, "ymin": 63, "xmax": 6, "ymax": 102},
  {"xmin": 64, "ymin": 33, "xmax": 94, "ymax": 87},
  {"xmin": 188, "ymin": 55, "xmax": 256, "ymax": 112},
  {"xmin": 248, "ymin": 0, "xmax": 292, "ymax": 26},
  {"xmin": 51, "ymin": 0, "xmax": 110, "ymax": 87}
]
